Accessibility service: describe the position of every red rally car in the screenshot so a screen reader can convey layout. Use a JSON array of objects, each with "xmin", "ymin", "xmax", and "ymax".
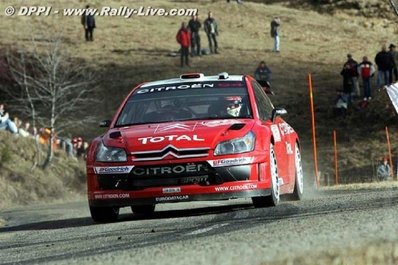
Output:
[{"xmin": 86, "ymin": 72, "xmax": 304, "ymax": 222}]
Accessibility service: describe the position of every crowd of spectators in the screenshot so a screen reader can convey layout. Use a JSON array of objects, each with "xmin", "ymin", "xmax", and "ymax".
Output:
[
  {"xmin": 176, "ymin": 11, "xmax": 220, "ymax": 67},
  {"xmin": 335, "ymin": 43, "xmax": 398, "ymax": 118},
  {"xmin": 0, "ymin": 102, "xmax": 88, "ymax": 159}
]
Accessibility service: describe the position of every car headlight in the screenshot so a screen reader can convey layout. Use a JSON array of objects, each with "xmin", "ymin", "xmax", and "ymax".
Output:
[
  {"xmin": 96, "ymin": 142, "xmax": 127, "ymax": 162},
  {"xmin": 214, "ymin": 131, "xmax": 255, "ymax": 156}
]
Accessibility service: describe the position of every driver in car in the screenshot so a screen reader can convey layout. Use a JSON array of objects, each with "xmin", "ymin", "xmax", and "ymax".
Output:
[{"xmin": 208, "ymin": 97, "xmax": 242, "ymax": 118}]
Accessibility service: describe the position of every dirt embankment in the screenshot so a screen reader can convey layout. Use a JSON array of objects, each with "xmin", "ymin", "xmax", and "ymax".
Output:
[{"xmin": 0, "ymin": 131, "xmax": 86, "ymax": 209}]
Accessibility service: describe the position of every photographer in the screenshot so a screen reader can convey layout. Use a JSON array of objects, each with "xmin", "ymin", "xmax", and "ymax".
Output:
[{"xmin": 0, "ymin": 104, "xmax": 18, "ymax": 134}]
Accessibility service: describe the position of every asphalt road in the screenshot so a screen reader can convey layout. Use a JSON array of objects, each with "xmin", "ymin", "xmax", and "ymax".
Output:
[{"xmin": 1, "ymin": 187, "xmax": 398, "ymax": 265}]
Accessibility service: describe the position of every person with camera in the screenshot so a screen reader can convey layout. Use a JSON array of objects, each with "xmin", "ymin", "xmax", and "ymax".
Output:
[{"xmin": 0, "ymin": 104, "xmax": 18, "ymax": 134}]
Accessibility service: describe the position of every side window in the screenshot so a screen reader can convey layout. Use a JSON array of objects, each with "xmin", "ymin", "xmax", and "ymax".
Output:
[{"xmin": 251, "ymin": 81, "xmax": 274, "ymax": 121}]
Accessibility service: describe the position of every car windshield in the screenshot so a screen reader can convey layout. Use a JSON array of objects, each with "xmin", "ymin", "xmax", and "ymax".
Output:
[{"xmin": 115, "ymin": 81, "xmax": 252, "ymax": 127}]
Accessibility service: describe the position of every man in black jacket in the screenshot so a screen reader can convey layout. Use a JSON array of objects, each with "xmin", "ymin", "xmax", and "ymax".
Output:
[
  {"xmin": 81, "ymin": 5, "xmax": 96, "ymax": 41},
  {"xmin": 188, "ymin": 15, "xmax": 201, "ymax": 56},
  {"xmin": 375, "ymin": 44, "xmax": 394, "ymax": 88},
  {"xmin": 204, "ymin": 12, "xmax": 219, "ymax": 54}
]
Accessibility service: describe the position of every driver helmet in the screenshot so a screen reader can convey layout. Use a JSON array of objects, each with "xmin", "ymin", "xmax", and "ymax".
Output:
[{"xmin": 224, "ymin": 96, "xmax": 242, "ymax": 117}]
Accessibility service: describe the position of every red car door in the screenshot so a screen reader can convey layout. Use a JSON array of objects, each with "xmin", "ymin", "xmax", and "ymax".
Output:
[{"xmin": 250, "ymin": 79, "xmax": 291, "ymax": 187}]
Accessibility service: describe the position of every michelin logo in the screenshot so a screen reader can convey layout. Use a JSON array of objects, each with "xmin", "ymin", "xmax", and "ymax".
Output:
[{"xmin": 94, "ymin": 166, "xmax": 134, "ymax": 174}]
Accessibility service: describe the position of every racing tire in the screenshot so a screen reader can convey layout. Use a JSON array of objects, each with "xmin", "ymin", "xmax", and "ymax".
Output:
[
  {"xmin": 89, "ymin": 206, "xmax": 119, "ymax": 223},
  {"xmin": 252, "ymin": 144, "xmax": 280, "ymax": 208},
  {"xmin": 131, "ymin": 204, "xmax": 156, "ymax": 216},
  {"xmin": 290, "ymin": 142, "xmax": 304, "ymax": 200}
]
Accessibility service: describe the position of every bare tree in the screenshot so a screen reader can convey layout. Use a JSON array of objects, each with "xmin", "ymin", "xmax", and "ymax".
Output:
[
  {"xmin": 389, "ymin": 0, "xmax": 398, "ymax": 16},
  {"xmin": 5, "ymin": 35, "xmax": 97, "ymax": 168}
]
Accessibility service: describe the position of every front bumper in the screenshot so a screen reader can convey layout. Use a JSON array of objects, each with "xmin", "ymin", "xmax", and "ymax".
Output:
[
  {"xmin": 87, "ymin": 154, "xmax": 271, "ymax": 207},
  {"xmin": 89, "ymin": 183, "xmax": 271, "ymax": 207}
]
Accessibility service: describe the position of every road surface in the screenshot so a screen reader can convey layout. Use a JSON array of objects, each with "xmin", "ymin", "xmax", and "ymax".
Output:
[{"xmin": 1, "ymin": 186, "xmax": 398, "ymax": 265}]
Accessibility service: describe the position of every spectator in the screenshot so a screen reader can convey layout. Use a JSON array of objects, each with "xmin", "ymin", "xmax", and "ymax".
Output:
[
  {"xmin": 340, "ymin": 54, "xmax": 357, "ymax": 103},
  {"xmin": 58, "ymin": 137, "xmax": 74, "ymax": 157},
  {"xmin": 270, "ymin": 17, "xmax": 281, "ymax": 53},
  {"xmin": 39, "ymin": 127, "xmax": 52, "ymax": 145},
  {"xmin": 357, "ymin": 56, "xmax": 375, "ymax": 101},
  {"xmin": 334, "ymin": 90, "xmax": 348, "ymax": 118},
  {"xmin": 377, "ymin": 157, "xmax": 391, "ymax": 181},
  {"xmin": 81, "ymin": 5, "xmax": 96, "ymax": 41},
  {"xmin": 0, "ymin": 104, "xmax": 17, "ymax": 134},
  {"xmin": 254, "ymin": 61, "xmax": 272, "ymax": 83},
  {"xmin": 343, "ymin": 54, "xmax": 360, "ymax": 98},
  {"xmin": 375, "ymin": 44, "xmax": 394, "ymax": 88},
  {"xmin": 72, "ymin": 137, "xmax": 88, "ymax": 158},
  {"xmin": 204, "ymin": 12, "xmax": 219, "ymax": 54},
  {"xmin": 188, "ymin": 14, "xmax": 201, "ymax": 57},
  {"xmin": 83, "ymin": 141, "xmax": 90, "ymax": 159},
  {"xmin": 13, "ymin": 117, "xmax": 22, "ymax": 131},
  {"xmin": 388, "ymin": 44, "xmax": 398, "ymax": 83},
  {"xmin": 38, "ymin": 127, "xmax": 58, "ymax": 150},
  {"xmin": 18, "ymin": 121, "xmax": 32, "ymax": 137},
  {"xmin": 38, "ymin": 127, "xmax": 50, "ymax": 144},
  {"xmin": 176, "ymin": 22, "xmax": 191, "ymax": 67},
  {"xmin": 32, "ymin": 126, "xmax": 38, "ymax": 137}
]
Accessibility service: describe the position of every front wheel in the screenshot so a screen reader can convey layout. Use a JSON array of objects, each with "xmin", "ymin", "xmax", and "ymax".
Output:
[
  {"xmin": 89, "ymin": 206, "xmax": 119, "ymax": 223},
  {"xmin": 290, "ymin": 142, "xmax": 304, "ymax": 200},
  {"xmin": 252, "ymin": 144, "xmax": 280, "ymax": 208}
]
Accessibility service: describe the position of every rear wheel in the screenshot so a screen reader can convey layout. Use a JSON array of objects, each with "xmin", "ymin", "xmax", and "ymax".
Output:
[
  {"xmin": 131, "ymin": 204, "xmax": 156, "ymax": 216},
  {"xmin": 252, "ymin": 144, "xmax": 280, "ymax": 207},
  {"xmin": 89, "ymin": 206, "xmax": 119, "ymax": 223},
  {"xmin": 290, "ymin": 142, "xmax": 304, "ymax": 200}
]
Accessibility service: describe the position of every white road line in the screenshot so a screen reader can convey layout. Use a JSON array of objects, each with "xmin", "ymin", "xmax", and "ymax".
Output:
[{"xmin": 186, "ymin": 223, "xmax": 229, "ymax": 236}]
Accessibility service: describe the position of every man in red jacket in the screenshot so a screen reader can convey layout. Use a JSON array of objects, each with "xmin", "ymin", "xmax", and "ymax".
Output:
[{"xmin": 176, "ymin": 22, "xmax": 191, "ymax": 67}]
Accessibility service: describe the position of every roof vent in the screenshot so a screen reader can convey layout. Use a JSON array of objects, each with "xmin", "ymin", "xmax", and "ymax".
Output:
[
  {"xmin": 180, "ymin": 73, "xmax": 204, "ymax": 79},
  {"xmin": 218, "ymin": 72, "xmax": 229, "ymax": 80}
]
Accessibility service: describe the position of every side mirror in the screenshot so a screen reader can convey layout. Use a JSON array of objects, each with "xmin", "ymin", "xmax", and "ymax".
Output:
[
  {"xmin": 271, "ymin": 107, "xmax": 287, "ymax": 123},
  {"xmin": 99, "ymin": 120, "xmax": 111, "ymax": 128}
]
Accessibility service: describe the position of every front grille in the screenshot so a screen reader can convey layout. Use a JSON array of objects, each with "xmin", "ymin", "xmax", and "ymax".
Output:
[
  {"xmin": 96, "ymin": 163, "xmax": 251, "ymax": 191},
  {"xmin": 97, "ymin": 162, "xmax": 219, "ymax": 190},
  {"xmin": 131, "ymin": 144, "xmax": 209, "ymax": 161}
]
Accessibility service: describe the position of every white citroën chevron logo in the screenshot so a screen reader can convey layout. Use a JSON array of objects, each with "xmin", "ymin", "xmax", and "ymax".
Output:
[
  {"xmin": 155, "ymin": 123, "xmax": 197, "ymax": 133},
  {"xmin": 131, "ymin": 144, "xmax": 209, "ymax": 161}
]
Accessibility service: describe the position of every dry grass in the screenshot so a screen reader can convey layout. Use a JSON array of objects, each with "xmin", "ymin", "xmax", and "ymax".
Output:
[{"xmin": 0, "ymin": 131, "xmax": 86, "ymax": 210}]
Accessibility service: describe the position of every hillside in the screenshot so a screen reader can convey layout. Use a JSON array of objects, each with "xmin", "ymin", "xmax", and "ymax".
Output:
[
  {"xmin": 0, "ymin": 131, "xmax": 86, "ymax": 209},
  {"xmin": 1, "ymin": 0, "xmax": 398, "ymax": 187},
  {"xmin": 249, "ymin": 0, "xmax": 397, "ymax": 19}
]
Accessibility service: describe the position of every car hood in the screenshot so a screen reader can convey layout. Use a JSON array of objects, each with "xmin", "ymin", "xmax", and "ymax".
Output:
[{"xmin": 103, "ymin": 119, "xmax": 255, "ymax": 154}]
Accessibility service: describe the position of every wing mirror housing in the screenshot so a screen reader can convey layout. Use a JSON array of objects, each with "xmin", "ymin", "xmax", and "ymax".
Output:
[{"xmin": 271, "ymin": 107, "xmax": 287, "ymax": 123}]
